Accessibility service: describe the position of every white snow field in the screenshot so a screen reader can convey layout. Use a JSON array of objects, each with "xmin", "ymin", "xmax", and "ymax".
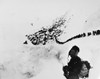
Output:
[{"xmin": 0, "ymin": 0, "xmax": 100, "ymax": 79}]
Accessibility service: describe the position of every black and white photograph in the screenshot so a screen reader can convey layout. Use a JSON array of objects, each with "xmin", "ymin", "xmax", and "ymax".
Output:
[{"xmin": 0, "ymin": 0, "xmax": 100, "ymax": 79}]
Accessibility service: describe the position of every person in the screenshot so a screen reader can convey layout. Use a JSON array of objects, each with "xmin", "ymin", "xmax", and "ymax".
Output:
[
  {"xmin": 63, "ymin": 45, "xmax": 92, "ymax": 79},
  {"xmin": 63, "ymin": 45, "xmax": 82, "ymax": 79},
  {"xmin": 63, "ymin": 65, "xmax": 69, "ymax": 78},
  {"xmin": 68, "ymin": 45, "xmax": 82, "ymax": 73},
  {"xmin": 78, "ymin": 61, "xmax": 92, "ymax": 78},
  {"xmin": 68, "ymin": 45, "xmax": 80, "ymax": 57}
]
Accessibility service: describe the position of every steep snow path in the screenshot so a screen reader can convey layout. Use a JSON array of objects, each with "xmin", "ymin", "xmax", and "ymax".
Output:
[{"xmin": 0, "ymin": 0, "xmax": 100, "ymax": 79}]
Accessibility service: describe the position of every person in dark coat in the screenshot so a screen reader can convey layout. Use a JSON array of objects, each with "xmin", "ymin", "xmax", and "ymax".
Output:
[
  {"xmin": 68, "ymin": 45, "xmax": 83, "ymax": 79},
  {"xmin": 63, "ymin": 45, "xmax": 83, "ymax": 79},
  {"xmin": 68, "ymin": 45, "xmax": 82, "ymax": 74},
  {"xmin": 63, "ymin": 45, "xmax": 92, "ymax": 79}
]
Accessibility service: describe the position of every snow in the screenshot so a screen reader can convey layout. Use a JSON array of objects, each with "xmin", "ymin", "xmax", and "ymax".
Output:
[{"xmin": 0, "ymin": 0, "xmax": 100, "ymax": 79}]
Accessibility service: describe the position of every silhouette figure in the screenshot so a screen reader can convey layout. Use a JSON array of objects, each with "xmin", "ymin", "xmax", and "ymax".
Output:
[
  {"xmin": 63, "ymin": 45, "xmax": 92, "ymax": 79},
  {"xmin": 63, "ymin": 45, "xmax": 82, "ymax": 79}
]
